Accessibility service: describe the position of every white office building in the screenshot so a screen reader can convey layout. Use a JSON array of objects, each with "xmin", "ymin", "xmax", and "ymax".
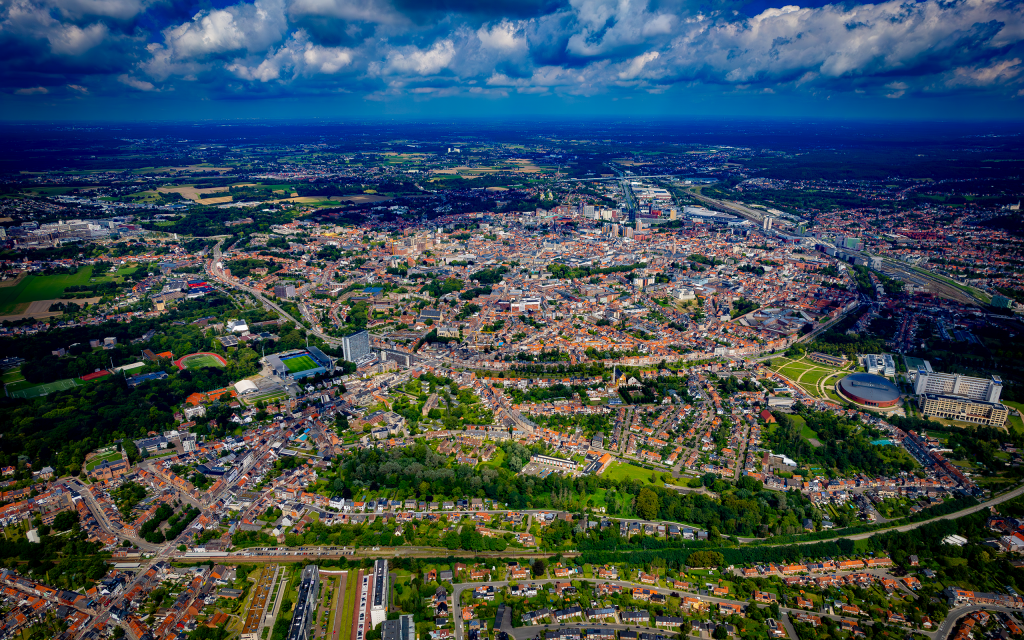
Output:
[
  {"xmin": 370, "ymin": 559, "xmax": 389, "ymax": 628},
  {"xmin": 913, "ymin": 370, "xmax": 1002, "ymax": 403}
]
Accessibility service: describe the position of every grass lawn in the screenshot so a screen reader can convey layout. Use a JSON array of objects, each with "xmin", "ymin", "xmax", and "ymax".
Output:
[
  {"xmin": 86, "ymin": 450, "xmax": 123, "ymax": 471},
  {"xmin": 1003, "ymin": 400, "xmax": 1024, "ymax": 436},
  {"xmin": 478, "ymin": 448, "xmax": 505, "ymax": 470},
  {"xmin": 283, "ymin": 355, "xmax": 318, "ymax": 373},
  {"xmin": 604, "ymin": 461, "xmax": 667, "ymax": 487},
  {"xmin": 1, "ymin": 369, "xmax": 24, "ymax": 384},
  {"xmin": 337, "ymin": 569, "xmax": 360, "ymax": 640}
]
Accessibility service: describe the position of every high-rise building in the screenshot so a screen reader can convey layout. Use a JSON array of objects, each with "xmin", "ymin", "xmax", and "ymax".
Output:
[
  {"xmin": 286, "ymin": 566, "xmax": 320, "ymax": 640},
  {"xmin": 342, "ymin": 330, "xmax": 371, "ymax": 363},
  {"xmin": 274, "ymin": 283, "xmax": 296, "ymax": 299},
  {"xmin": 914, "ymin": 370, "xmax": 1002, "ymax": 403},
  {"xmin": 370, "ymin": 559, "xmax": 389, "ymax": 628},
  {"xmin": 914, "ymin": 369, "xmax": 1007, "ymax": 427}
]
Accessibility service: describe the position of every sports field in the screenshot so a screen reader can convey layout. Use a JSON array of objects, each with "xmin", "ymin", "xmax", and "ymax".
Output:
[
  {"xmin": 7, "ymin": 377, "xmax": 81, "ymax": 398},
  {"xmin": 283, "ymin": 355, "xmax": 318, "ymax": 373},
  {"xmin": 177, "ymin": 352, "xmax": 228, "ymax": 370},
  {"xmin": 243, "ymin": 389, "xmax": 288, "ymax": 405}
]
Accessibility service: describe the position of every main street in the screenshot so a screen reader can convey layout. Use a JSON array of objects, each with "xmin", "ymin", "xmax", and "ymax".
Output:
[{"xmin": 207, "ymin": 239, "xmax": 342, "ymax": 346}]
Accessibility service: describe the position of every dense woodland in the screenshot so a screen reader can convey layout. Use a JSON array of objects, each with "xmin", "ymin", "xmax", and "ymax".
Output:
[{"xmin": 767, "ymin": 408, "xmax": 917, "ymax": 478}]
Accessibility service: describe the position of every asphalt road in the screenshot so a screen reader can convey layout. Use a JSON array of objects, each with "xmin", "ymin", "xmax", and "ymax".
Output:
[{"xmin": 932, "ymin": 604, "xmax": 1020, "ymax": 639}]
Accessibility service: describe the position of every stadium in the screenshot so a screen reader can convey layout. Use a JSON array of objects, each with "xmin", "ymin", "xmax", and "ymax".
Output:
[
  {"xmin": 265, "ymin": 347, "xmax": 333, "ymax": 380},
  {"xmin": 837, "ymin": 372, "xmax": 901, "ymax": 408}
]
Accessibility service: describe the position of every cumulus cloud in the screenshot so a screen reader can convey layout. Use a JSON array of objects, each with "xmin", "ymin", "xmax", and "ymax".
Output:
[
  {"xmin": 14, "ymin": 86, "xmax": 49, "ymax": 94},
  {"xmin": 947, "ymin": 58, "xmax": 1023, "ymax": 87},
  {"xmin": 157, "ymin": 0, "xmax": 287, "ymax": 59},
  {"xmin": 618, "ymin": 50, "xmax": 658, "ymax": 80},
  {"xmin": 379, "ymin": 39, "xmax": 455, "ymax": 75},
  {"xmin": 226, "ymin": 31, "xmax": 354, "ymax": 81},
  {"xmin": 477, "ymin": 20, "xmax": 526, "ymax": 52},
  {"xmin": 67, "ymin": 83, "xmax": 88, "ymax": 93},
  {"xmin": 47, "ymin": 22, "xmax": 107, "ymax": 55}
]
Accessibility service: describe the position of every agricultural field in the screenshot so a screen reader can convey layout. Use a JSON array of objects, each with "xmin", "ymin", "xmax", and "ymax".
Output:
[
  {"xmin": 0, "ymin": 265, "xmax": 139, "ymax": 315},
  {"xmin": 283, "ymin": 355, "xmax": 318, "ymax": 373}
]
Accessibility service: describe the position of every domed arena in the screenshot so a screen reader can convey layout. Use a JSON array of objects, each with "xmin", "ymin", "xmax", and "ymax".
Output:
[{"xmin": 837, "ymin": 372, "xmax": 901, "ymax": 408}]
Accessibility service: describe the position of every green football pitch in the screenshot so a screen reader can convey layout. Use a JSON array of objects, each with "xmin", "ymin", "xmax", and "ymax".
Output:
[
  {"xmin": 284, "ymin": 355, "xmax": 318, "ymax": 372},
  {"xmin": 182, "ymin": 354, "xmax": 225, "ymax": 369},
  {"xmin": 7, "ymin": 378, "xmax": 80, "ymax": 398}
]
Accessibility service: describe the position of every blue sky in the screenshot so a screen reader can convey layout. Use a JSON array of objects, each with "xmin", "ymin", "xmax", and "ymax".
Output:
[{"xmin": 1, "ymin": 0, "xmax": 1023, "ymax": 120}]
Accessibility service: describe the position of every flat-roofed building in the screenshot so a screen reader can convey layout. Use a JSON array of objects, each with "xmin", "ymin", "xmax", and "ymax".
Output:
[
  {"xmin": 914, "ymin": 370, "xmax": 1002, "ymax": 403},
  {"xmin": 286, "ymin": 565, "xmax": 320, "ymax": 640},
  {"xmin": 370, "ymin": 559, "xmax": 389, "ymax": 628},
  {"xmin": 809, "ymin": 352, "xmax": 847, "ymax": 368},
  {"xmin": 919, "ymin": 394, "xmax": 1008, "ymax": 427}
]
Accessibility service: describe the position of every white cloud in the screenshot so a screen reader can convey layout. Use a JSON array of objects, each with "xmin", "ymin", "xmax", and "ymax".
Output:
[
  {"xmin": 885, "ymin": 81, "xmax": 907, "ymax": 99},
  {"xmin": 158, "ymin": 0, "xmax": 287, "ymax": 59},
  {"xmin": 14, "ymin": 86, "xmax": 49, "ymax": 94},
  {"xmin": 618, "ymin": 51, "xmax": 658, "ymax": 80},
  {"xmin": 565, "ymin": 0, "xmax": 675, "ymax": 56},
  {"xmin": 226, "ymin": 31, "xmax": 354, "ymax": 81},
  {"xmin": 67, "ymin": 83, "xmax": 89, "ymax": 93},
  {"xmin": 380, "ymin": 39, "xmax": 455, "ymax": 76},
  {"xmin": 477, "ymin": 20, "xmax": 526, "ymax": 52},
  {"xmin": 47, "ymin": 22, "xmax": 107, "ymax": 55},
  {"xmin": 118, "ymin": 74, "xmax": 155, "ymax": 90},
  {"xmin": 947, "ymin": 58, "xmax": 1023, "ymax": 87}
]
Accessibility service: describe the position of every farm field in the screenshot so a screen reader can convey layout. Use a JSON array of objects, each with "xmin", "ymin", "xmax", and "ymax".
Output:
[
  {"xmin": 283, "ymin": 355, "xmax": 318, "ymax": 373},
  {"xmin": 0, "ymin": 266, "xmax": 138, "ymax": 315}
]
